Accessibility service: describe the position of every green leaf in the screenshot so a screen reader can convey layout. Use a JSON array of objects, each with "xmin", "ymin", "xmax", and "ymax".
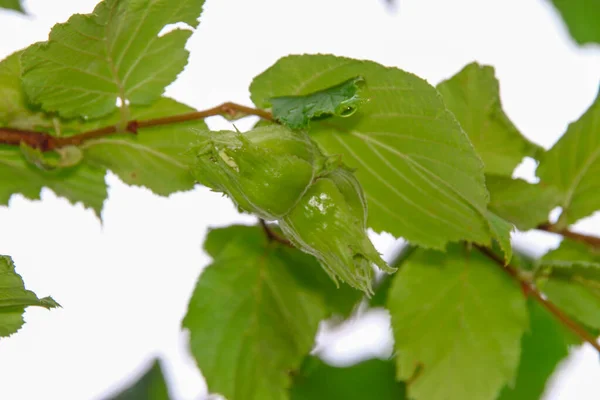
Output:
[
  {"xmin": 0, "ymin": 0, "xmax": 24, "ymax": 13},
  {"xmin": 497, "ymin": 299, "xmax": 577, "ymax": 400},
  {"xmin": 269, "ymin": 76, "xmax": 366, "ymax": 129},
  {"xmin": 370, "ymin": 244, "xmax": 417, "ymax": 308},
  {"xmin": 486, "ymin": 175, "xmax": 562, "ymax": 230},
  {"xmin": 549, "ymin": 0, "xmax": 600, "ymax": 45},
  {"xmin": 0, "ymin": 51, "xmax": 55, "ymax": 131},
  {"xmin": 387, "ymin": 245, "xmax": 527, "ymax": 400},
  {"xmin": 487, "ymin": 210, "xmax": 514, "ymax": 263},
  {"xmin": 204, "ymin": 225, "xmax": 362, "ymax": 317},
  {"xmin": 107, "ymin": 359, "xmax": 170, "ymax": 400},
  {"xmin": 0, "ymin": 145, "xmax": 107, "ymax": 216},
  {"xmin": 537, "ymin": 93, "xmax": 600, "ymax": 226},
  {"xmin": 543, "ymin": 239, "xmax": 600, "ymax": 266},
  {"xmin": 437, "ymin": 63, "xmax": 542, "ymax": 176},
  {"xmin": 0, "ymin": 255, "xmax": 60, "ymax": 337},
  {"xmin": 183, "ymin": 226, "xmax": 328, "ymax": 400},
  {"xmin": 290, "ymin": 357, "xmax": 406, "ymax": 400},
  {"xmin": 21, "ymin": 0, "xmax": 205, "ymax": 119},
  {"xmin": 81, "ymin": 98, "xmax": 206, "ymax": 195},
  {"xmin": 539, "ymin": 240, "xmax": 600, "ymax": 329},
  {"xmin": 251, "ymin": 55, "xmax": 492, "ymax": 249}
]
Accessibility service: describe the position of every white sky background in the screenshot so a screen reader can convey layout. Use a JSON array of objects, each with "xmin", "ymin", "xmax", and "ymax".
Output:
[{"xmin": 0, "ymin": 0, "xmax": 599, "ymax": 399}]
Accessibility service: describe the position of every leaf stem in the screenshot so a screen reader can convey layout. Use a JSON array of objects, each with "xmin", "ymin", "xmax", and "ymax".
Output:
[
  {"xmin": 475, "ymin": 245, "xmax": 600, "ymax": 353},
  {"xmin": 259, "ymin": 219, "xmax": 293, "ymax": 247},
  {"xmin": 537, "ymin": 222, "xmax": 600, "ymax": 248},
  {"xmin": 0, "ymin": 102, "xmax": 274, "ymax": 151}
]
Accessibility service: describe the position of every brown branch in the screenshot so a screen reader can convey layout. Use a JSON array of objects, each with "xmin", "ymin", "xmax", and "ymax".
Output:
[
  {"xmin": 475, "ymin": 245, "xmax": 600, "ymax": 353},
  {"xmin": 260, "ymin": 219, "xmax": 293, "ymax": 247},
  {"xmin": 537, "ymin": 222, "xmax": 600, "ymax": 248},
  {"xmin": 0, "ymin": 102, "xmax": 274, "ymax": 151}
]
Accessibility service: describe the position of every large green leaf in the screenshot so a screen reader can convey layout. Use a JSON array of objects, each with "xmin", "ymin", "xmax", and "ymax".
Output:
[
  {"xmin": 106, "ymin": 359, "xmax": 170, "ymax": 400},
  {"xmin": 0, "ymin": 0, "xmax": 23, "ymax": 13},
  {"xmin": 290, "ymin": 357, "xmax": 406, "ymax": 400},
  {"xmin": 539, "ymin": 239, "xmax": 600, "ymax": 329},
  {"xmin": 387, "ymin": 245, "xmax": 527, "ymax": 400},
  {"xmin": 21, "ymin": 0, "xmax": 205, "ymax": 119},
  {"xmin": 497, "ymin": 300, "xmax": 577, "ymax": 400},
  {"xmin": 437, "ymin": 63, "xmax": 542, "ymax": 176},
  {"xmin": 0, "ymin": 255, "xmax": 60, "ymax": 337},
  {"xmin": 183, "ymin": 226, "xmax": 328, "ymax": 400},
  {"xmin": 537, "ymin": 93, "xmax": 600, "ymax": 226},
  {"xmin": 0, "ymin": 146, "xmax": 107, "ymax": 216},
  {"xmin": 487, "ymin": 175, "xmax": 562, "ymax": 230},
  {"xmin": 269, "ymin": 76, "xmax": 366, "ymax": 129},
  {"xmin": 203, "ymin": 225, "xmax": 362, "ymax": 317},
  {"xmin": 549, "ymin": 0, "xmax": 600, "ymax": 45},
  {"xmin": 251, "ymin": 55, "xmax": 492, "ymax": 249},
  {"xmin": 81, "ymin": 98, "xmax": 205, "ymax": 195}
]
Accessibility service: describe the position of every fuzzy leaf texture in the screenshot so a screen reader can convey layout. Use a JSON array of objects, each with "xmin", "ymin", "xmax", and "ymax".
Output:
[
  {"xmin": 0, "ymin": 0, "xmax": 23, "ymax": 12},
  {"xmin": 437, "ymin": 63, "xmax": 542, "ymax": 176},
  {"xmin": 21, "ymin": 0, "xmax": 205, "ymax": 119},
  {"xmin": 251, "ymin": 55, "xmax": 493, "ymax": 249},
  {"xmin": 537, "ymin": 92, "xmax": 600, "ymax": 227},
  {"xmin": 106, "ymin": 359, "xmax": 170, "ymax": 400},
  {"xmin": 486, "ymin": 176, "xmax": 562, "ymax": 230},
  {"xmin": 387, "ymin": 245, "xmax": 528, "ymax": 400},
  {"xmin": 497, "ymin": 300, "xmax": 577, "ymax": 400},
  {"xmin": 269, "ymin": 76, "xmax": 366, "ymax": 129},
  {"xmin": 0, "ymin": 255, "xmax": 59, "ymax": 337},
  {"xmin": 290, "ymin": 357, "xmax": 406, "ymax": 400},
  {"xmin": 539, "ymin": 239, "xmax": 600, "ymax": 329},
  {"xmin": 183, "ymin": 226, "xmax": 329, "ymax": 400},
  {"xmin": 549, "ymin": 0, "xmax": 600, "ymax": 45}
]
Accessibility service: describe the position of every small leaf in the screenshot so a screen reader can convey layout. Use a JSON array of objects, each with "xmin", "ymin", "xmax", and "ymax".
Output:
[
  {"xmin": 539, "ymin": 240, "xmax": 600, "ymax": 329},
  {"xmin": 0, "ymin": 51, "xmax": 54, "ymax": 131},
  {"xmin": 183, "ymin": 226, "xmax": 328, "ymax": 400},
  {"xmin": 387, "ymin": 245, "xmax": 527, "ymax": 400},
  {"xmin": 497, "ymin": 299, "xmax": 578, "ymax": 400},
  {"xmin": 537, "ymin": 92, "xmax": 600, "ymax": 226},
  {"xmin": 21, "ymin": 0, "xmax": 206, "ymax": 119},
  {"xmin": 0, "ymin": 0, "xmax": 24, "ymax": 13},
  {"xmin": 106, "ymin": 359, "xmax": 170, "ymax": 400},
  {"xmin": 543, "ymin": 239, "xmax": 600, "ymax": 266},
  {"xmin": 0, "ymin": 146, "xmax": 107, "ymax": 217},
  {"xmin": 251, "ymin": 54, "xmax": 493, "ymax": 249},
  {"xmin": 290, "ymin": 357, "xmax": 406, "ymax": 400},
  {"xmin": 269, "ymin": 76, "xmax": 366, "ymax": 129},
  {"xmin": 437, "ymin": 63, "xmax": 542, "ymax": 175},
  {"xmin": 486, "ymin": 210, "xmax": 514, "ymax": 263},
  {"xmin": 549, "ymin": 0, "xmax": 600, "ymax": 45},
  {"xmin": 0, "ymin": 255, "xmax": 60, "ymax": 337},
  {"xmin": 486, "ymin": 175, "xmax": 562, "ymax": 230}
]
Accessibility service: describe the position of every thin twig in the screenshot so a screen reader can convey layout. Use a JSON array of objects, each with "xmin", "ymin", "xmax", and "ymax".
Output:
[
  {"xmin": 475, "ymin": 245, "xmax": 600, "ymax": 353},
  {"xmin": 537, "ymin": 222, "xmax": 600, "ymax": 248},
  {"xmin": 0, "ymin": 102, "xmax": 274, "ymax": 151},
  {"xmin": 259, "ymin": 219, "xmax": 293, "ymax": 247}
]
